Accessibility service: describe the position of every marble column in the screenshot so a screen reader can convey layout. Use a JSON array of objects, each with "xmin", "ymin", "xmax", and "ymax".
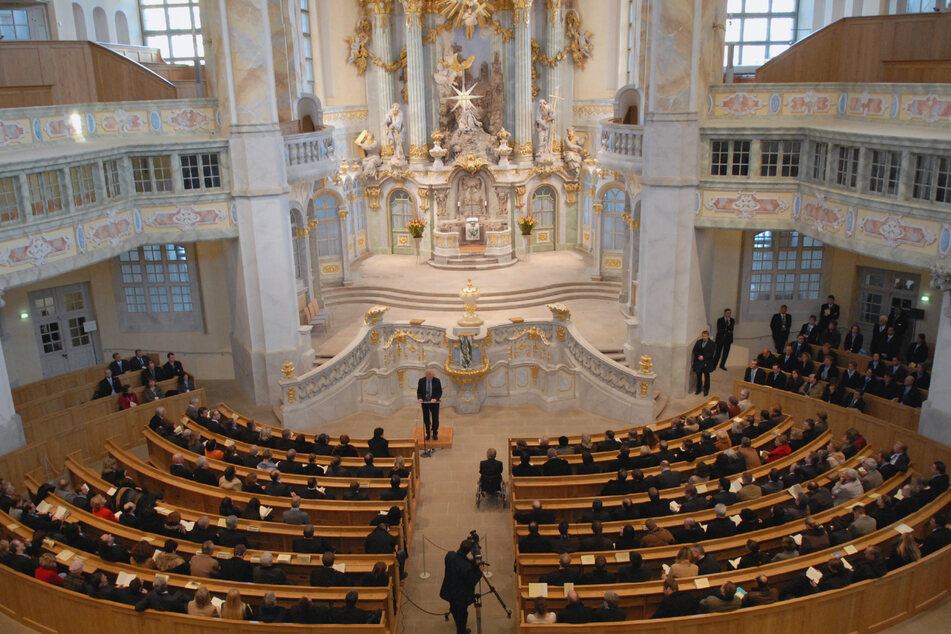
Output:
[
  {"xmin": 919, "ymin": 268, "xmax": 951, "ymax": 446},
  {"xmin": 268, "ymin": 0, "xmax": 301, "ymax": 122},
  {"xmin": 513, "ymin": 0, "xmax": 534, "ymax": 161},
  {"xmin": 633, "ymin": 0, "xmax": 725, "ymax": 398},
  {"xmin": 338, "ymin": 209, "xmax": 353, "ymax": 286},
  {"xmin": 204, "ymin": 0, "xmax": 313, "ymax": 405},
  {"xmin": 368, "ymin": 1, "xmax": 396, "ymax": 143},
  {"xmin": 588, "ymin": 201, "xmax": 602, "ymax": 280},
  {"xmin": 544, "ymin": 0, "xmax": 568, "ymax": 140},
  {"xmin": 401, "ymin": 0, "xmax": 428, "ymax": 164},
  {"xmin": 0, "ymin": 292, "xmax": 25, "ymax": 455}
]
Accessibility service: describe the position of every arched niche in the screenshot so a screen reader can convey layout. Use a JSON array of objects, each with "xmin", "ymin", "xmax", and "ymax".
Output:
[
  {"xmin": 298, "ymin": 95, "xmax": 323, "ymax": 132},
  {"xmin": 613, "ymin": 84, "xmax": 642, "ymax": 125}
]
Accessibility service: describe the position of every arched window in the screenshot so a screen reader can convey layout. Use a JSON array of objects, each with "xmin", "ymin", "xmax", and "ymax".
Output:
[
  {"xmin": 93, "ymin": 7, "xmax": 109, "ymax": 42},
  {"xmin": 290, "ymin": 209, "xmax": 306, "ymax": 281},
  {"xmin": 601, "ymin": 186, "xmax": 628, "ymax": 251},
  {"xmin": 389, "ymin": 189, "xmax": 413, "ymax": 230},
  {"xmin": 313, "ymin": 194, "xmax": 341, "ymax": 257},
  {"xmin": 531, "ymin": 185, "xmax": 555, "ymax": 228},
  {"xmin": 72, "ymin": 3, "xmax": 87, "ymax": 40},
  {"xmin": 115, "ymin": 11, "xmax": 131, "ymax": 45}
]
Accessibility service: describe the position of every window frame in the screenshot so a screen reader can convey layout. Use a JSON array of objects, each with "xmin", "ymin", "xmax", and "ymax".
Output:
[
  {"xmin": 113, "ymin": 243, "xmax": 204, "ymax": 333},
  {"xmin": 724, "ymin": 0, "xmax": 798, "ymax": 69},
  {"xmin": 27, "ymin": 169, "xmax": 64, "ymax": 218},
  {"xmin": 709, "ymin": 139, "xmax": 750, "ymax": 177},
  {"xmin": 742, "ymin": 229, "xmax": 827, "ymax": 321},
  {"xmin": 131, "ymin": 155, "xmax": 173, "ymax": 194},
  {"xmin": 867, "ymin": 149, "xmax": 901, "ymax": 197},
  {"xmin": 138, "ymin": 0, "xmax": 204, "ymax": 65}
]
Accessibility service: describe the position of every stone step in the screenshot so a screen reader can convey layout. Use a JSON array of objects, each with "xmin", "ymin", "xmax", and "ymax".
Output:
[
  {"xmin": 325, "ymin": 280, "xmax": 621, "ymax": 301},
  {"xmin": 322, "ymin": 286, "xmax": 621, "ymax": 311}
]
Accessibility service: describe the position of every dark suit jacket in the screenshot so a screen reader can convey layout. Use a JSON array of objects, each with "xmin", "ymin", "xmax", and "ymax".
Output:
[
  {"xmin": 692, "ymin": 339, "xmax": 716, "ymax": 372},
  {"xmin": 310, "ymin": 565, "xmax": 350, "ymax": 587},
  {"xmin": 770, "ymin": 312, "xmax": 792, "ymax": 340},
  {"xmin": 881, "ymin": 336, "xmax": 901, "ymax": 360},
  {"xmin": 744, "ymin": 367, "xmax": 766, "ymax": 385},
  {"xmin": 898, "ymin": 386, "xmax": 923, "ymax": 408},
  {"xmin": 440, "ymin": 551, "xmax": 481, "ymax": 605},
  {"xmin": 109, "ymin": 359, "xmax": 129, "ymax": 375},
  {"xmin": 96, "ymin": 376, "xmax": 123, "ymax": 398},
  {"xmin": 800, "ymin": 323, "xmax": 819, "ymax": 343},
  {"xmin": 765, "ymin": 371, "xmax": 786, "ymax": 389},
  {"xmin": 416, "ymin": 377, "xmax": 442, "ymax": 402},
  {"xmin": 163, "ymin": 360, "xmax": 185, "ymax": 379},
  {"xmin": 129, "ymin": 355, "xmax": 151, "ymax": 371},
  {"xmin": 840, "ymin": 369, "xmax": 862, "ymax": 389},
  {"xmin": 907, "ymin": 342, "xmax": 929, "ymax": 365},
  {"xmin": 843, "ymin": 394, "xmax": 865, "ymax": 412},
  {"xmin": 141, "ymin": 367, "xmax": 161, "ymax": 385},
  {"xmin": 843, "ymin": 332, "xmax": 863, "ymax": 353},
  {"xmin": 219, "ymin": 556, "xmax": 253, "ymax": 582},
  {"xmin": 818, "ymin": 302, "xmax": 840, "ymax": 327},
  {"xmin": 715, "ymin": 317, "xmax": 735, "ymax": 343},
  {"xmin": 364, "ymin": 526, "xmax": 398, "ymax": 554},
  {"xmin": 135, "ymin": 589, "xmax": 187, "ymax": 613}
]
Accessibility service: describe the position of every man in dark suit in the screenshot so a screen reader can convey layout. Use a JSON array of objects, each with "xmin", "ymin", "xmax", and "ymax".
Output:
[
  {"xmin": 713, "ymin": 309, "xmax": 735, "ymax": 370},
  {"xmin": 840, "ymin": 361, "xmax": 862, "ymax": 389},
  {"xmin": 791, "ymin": 335, "xmax": 811, "ymax": 361},
  {"xmin": 843, "ymin": 389, "xmax": 866, "ymax": 412},
  {"xmin": 691, "ymin": 330, "xmax": 716, "ymax": 396},
  {"xmin": 867, "ymin": 353, "xmax": 887, "ymax": 377},
  {"xmin": 96, "ymin": 369, "xmax": 123, "ymax": 399},
  {"xmin": 770, "ymin": 305, "xmax": 792, "ymax": 353},
  {"xmin": 843, "ymin": 325, "xmax": 863, "ymax": 353},
  {"xmin": 898, "ymin": 376, "xmax": 923, "ymax": 407},
  {"xmin": 219, "ymin": 543, "xmax": 253, "ymax": 582},
  {"xmin": 906, "ymin": 333, "xmax": 929, "ymax": 366},
  {"xmin": 479, "ymin": 448, "xmax": 504, "ymax": 494},
  {"xmin": 778, "ymin": 345, "xmax": 798, "ymax": 372},
  {"xmin": 293, "ymin": 524, "xmax": 334, "ymax": 553},
  {"xmin": 141, "ymin": 360, "xmax": 162, "ymax": 385},
  {"xmin": 108, "ymin": 352, "xmax": 129, "ymax": 376},
  {"xmin": 440, "ymin": 538, "xmax": 483, "ymax": 634},
  {"xmin": 743, "ymin": 360, "xmax": 765, "ymax": 385},
  {"xmin": 818, "ymin": 295, "xmax": 840, "ymax": 330},
  {"xmin": 541, "ymin": 553, "xmax": 581, "ymax": 585},
  {"xmin": 817, "ymin": 357, "xmax": 838, "ymax": 383},
  {"xmin": 887, "ymin": 356, "xmax": 907, "ymax": 383},
  {"xmin": 541, "ymin": 448, "xmax": 571, "ymax": 476},
  {"xmin": 881, "ymin": 327, "xmax": 901, "ymax": 360},
  {"xmin": 799, "ymin": 315, "xmax": 820, "ymax": 344},
  {"xmin": 879, "ymin": 373, "xmax": 901, "ymax": 400},
  {"xmin": 416, "ymin": 370, "xmax": 442, "ymax": 440},
  {"xmin": 162, "ymin": 352, "xmax": 185, "ymax": 381},
  {"xmin": 309, "ymin": 552, "xmax": 351, "ymax": 587},
  {"xmin": 129, "ymin": 349, "xmax": 151, "ymax": 371},
  {"xmin": 134, "ymin": 577, "xmax": 187, "ymax": 613},
  {"xmin": 766, "ymin": 364, "xmax": 786, "ymax": 390}
]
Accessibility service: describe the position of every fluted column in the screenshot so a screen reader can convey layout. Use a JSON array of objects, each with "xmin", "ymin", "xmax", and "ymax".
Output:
[
  {"xmin": 368, "ymin": 1, "xmax": 396, "ymax": 142},
  {"xmin": 513, "ymin": 0, "xmax": 534, "ymax": 161},
  {"xmin": 401, "ymin": 0, "xmax": 428, "ymax": 164},
  {"xmin": 544, "ymin": 0, "xmax": 567, "ymax": 140},
  {"xmin": 338, "ymin": 210, "xmax": 353, "ymax": 285},
  {"xmin": 589, "ymin": 201, "xmax": 603, "ymax": 280}
]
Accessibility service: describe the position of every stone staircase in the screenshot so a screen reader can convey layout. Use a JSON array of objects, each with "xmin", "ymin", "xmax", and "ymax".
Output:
[
  {"xmin": 321, "ymin": 280, "xmax": 622, "ymax": 312},
  {"xmin": 428, "ymin": 252, "xmax": 517, "ymax": 270}
]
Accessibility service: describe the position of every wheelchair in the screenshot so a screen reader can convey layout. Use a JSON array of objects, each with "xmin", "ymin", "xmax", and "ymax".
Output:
[{"xmin": 475, "ymin": 474, "xmax": 507, "ymax": 508}]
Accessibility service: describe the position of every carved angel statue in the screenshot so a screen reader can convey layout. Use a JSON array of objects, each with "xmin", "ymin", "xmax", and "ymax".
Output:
[
  {"xmin": 565, "ymin": 10, "xmax": 594, "ymax": 69},
  {"xmin": 562, "ymin": 126, "xmax": 586, "ymax": 174},
  {"xmin": 434, "ymin": 45, "xmax": 462, "ymax": 98},
  {"xmin": 385, "ymin": 102, "xmax": 405, "ymax": 160},
  {"xmin": 355, "ymin": 130, "xmax": 383, "ymax": 180},
  {"xmin": 535, "ymin": 99, "xmax": 555, "ymax": 157},
  {"xmin": 345, "ymin": 18, "xmax": 372, "ymax": 75}
]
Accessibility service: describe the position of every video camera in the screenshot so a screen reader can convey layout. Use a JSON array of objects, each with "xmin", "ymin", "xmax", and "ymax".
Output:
[{"xmin": 468, "ymin": 530, "xmax": 483, "ymax": 565}]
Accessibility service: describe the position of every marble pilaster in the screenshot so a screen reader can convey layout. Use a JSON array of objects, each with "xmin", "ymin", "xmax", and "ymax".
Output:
[
  {"xmin": 513, "ymin": 0, "xmax": 534, "ymax": 161},
  {"xmin": 338, "ymin": 210, "xmax": 353, "ymax": 285},
  {"xmin": 269, "ymin": 0, "xmax": 301, "ymax": 122},
  {"xmin": 588, "ymin": 202, "xmax": 602, "ymax": 280},
  {"xmin": 206, "ymin": 0, "xmax": 313, "ymax": 405},
  {"xmin": 919, "ymin": 271, "xmax": 951, "ymax": 445},
  {"xmin": 368, "ymin": 1, "xmax": 396, "ymax": 143},
  {"xmin": 0, "ymin": 292, "xmax": 25, "ymax": 455},
  {"xmin": 401, "ymin": 1, "xmax": 428, "ymax": 164},
  {"xmin": 544, "ymin": 0, "xmax": 568, "ymax": 139}
]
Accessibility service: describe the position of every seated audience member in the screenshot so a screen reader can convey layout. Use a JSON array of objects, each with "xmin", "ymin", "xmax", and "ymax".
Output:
[
  {"xmin": 597, "ymin": 590, "xmax": 626, "ymax": 622},
  {"xmin": 551, "ymin": 521, "xmax": 579, "ymax": 554},
  {"xmin": 357, "ymin": 453, "xmax": 384, "ymax": 478},
  {"xmin": 541, "ymin": 553, "xmax": 579, "ymax": 585},
  {"xmin": 512, "ymin": 452, "xmax": 541, "ymax": 477},
  {"xmin": 898, "ymin": 376, "xmax": 923, "ymax": 408},
  {"xmin": 519, "ymin": 522, "xmax": 553, "ymax": 553},
  {"xmin": 542, "ymin": 448, "xmax": 571, "ymax": 476},
  {"xmin": 119, "ymin": 385, "xmax": 140, "ymax": 410},
  {"xmin": 219, "ymin": 544, "xmax": 253, "ymax": 582},
  {"xmin": 62, "ymin": 559, "xmax": 87, "ymax": 593},
  {"xmin": 921, "ymin": 514, "xmax": 951, "ymax": 556},
  {"xmin": 163, "ymin": 352, "xmax": 185, "ymax": 381},
  {"xmin": 220, "ymin": 588, "xmax": 252, "ymax": 621},
  {"xmin": 187, "ymin": 586, "xmax": 219, "ymax": 617},
  {"xmin": 333, "ymin": 435, "xmax": 359, "ymax": 458},
  {"xmin": 366, "ymin": 427, "xmax": 390, "ymax": 458},
  {"xmin": 665, "ymin": 546, "xmax": 698, "ymax": 581},
  {"xmin": 98, "ymin": 533, "xmax": 131, "ymax": 563},
  {"xmin": 526, "ymin": 596, "xmax": 557, "ymax": 624},
  {"xmin": 332, "ymin": 590, "xmax": 378, "ymax": 625},
  {"xmin": 359, "ymin": 561, "xmax": 391, "ymax": 587},
  {"xmin": 189, "ymin": 541, "xmax": 221, "ymax": 578},
  {"xmin": 310, "ymin": 551, "xmax": 351, "ymax": 587},
  {"xmin": 253, "ymin": 552, "xmax": 287, "ymax": 585},
  {"xmin": 771, "ymin": 536, "xmax": 799, "ymax": 562},
  {"xmin": 617, "ymin": 551, "xmax": 653, "ymax": 582},
  {"xmin": 282, "ymin": 496, "xmax": 310, "ymax": 525},
  {"xmin": 256, "ymin": 591, "xmax": 286, "ymax": 623},
  {"xmin": 96, "ymin": 369, "xmax": 123, "ymax": 399},
  {"xmin": 699, "ymin": 581, "xmax": 742, "ymax": 613},
  {"xmin": 832, "ymin": 469, "xmax": 863, "ymax": 505},
  {"xmin": 479, "ymin": 448, "xmax": 504, "ymax": 493},
  {"xmin": 34, "ymin": 553, "xmax": 63, "ymax": 586},
  {"xmin": 134, "ymin": 577, "xmax": 188, "ymax": 614},
  {"xmin": 641, "ymin": 518, "xmax": 675, "ymax": 547},
  {"xmin": 142, "ymin": 379, "xmax": 164, "ymax": 402},
  {"xmin": 514, "ymin": 500, "xmax": 555, "ymax": 525},
  {"xmin": 742, "ymin": 575, "xmax": 779, "ymax": 607},
  {"xmin": 800, "ymin": 517, "xmax": 831, "ymax": 554},
  {"xmin": 579, "ymin": 555, "xmax": 617, "ymax": 585},
  {"xmin": 342, "ymin": 481, "xmax": 368, "ymax": 501},
  {"xmin": 852, "ymin": 546, "xmax": 888, "ymax": 582},
  {"xmin": 557, "ymin": 590, "xmax": 597, "ymax": 624},
  {"xmin": 704, "ymin": 504, "xmax": 738, "ymax": 540},
  {"xmin": 90, "ymin": 494, "xmax": 118, "ymax": 522},
  {"xmin": 292, "ymin": 523, "xmax": 334, "ymax": 554},
  {"xmin": 652, "ymin": 578, "xmax": 698, "ymax": 618},
  {"xmin": 218, "ymin": 466, "xmax": 243, "ymax": 492},
  {"xmin": 579, "ymin": 521, "xmax": 613, "ymax": 551}
]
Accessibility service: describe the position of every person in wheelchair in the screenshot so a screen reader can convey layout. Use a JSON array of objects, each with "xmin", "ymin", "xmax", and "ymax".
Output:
[{"xmin": 479, "ymin": 448, "xmax": 504, "ymax": 495}]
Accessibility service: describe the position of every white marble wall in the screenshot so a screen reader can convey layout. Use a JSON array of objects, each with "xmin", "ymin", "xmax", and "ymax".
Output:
[
  {"xmin": 920, "ymin": 291, "xmax": 951, "ymax": 446},
  {"xmin": 0, "ymin": 320, "xmax": 25, "ymax": 454}
]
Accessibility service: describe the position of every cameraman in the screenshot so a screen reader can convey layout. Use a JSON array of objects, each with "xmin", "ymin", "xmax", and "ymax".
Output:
[{"xmin": 440, "ymin": 538, "xmax": 483, "ymax": 634}]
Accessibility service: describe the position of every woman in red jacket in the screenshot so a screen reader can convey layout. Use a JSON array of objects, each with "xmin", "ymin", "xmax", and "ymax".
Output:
[
  {"xmin": 765, "ymin": 435, "xmax": 792, "ymax": 463},
  {"xmin": 90, "ymin": 494, "xmax": 118, "ymax": 522},
  {"xmin": 119, "ymin": 385, "xmax": 140, "ymax": 410},
  {"xmin": 35, "ymin": 553, "xmax": 64, "ymax": 586}
]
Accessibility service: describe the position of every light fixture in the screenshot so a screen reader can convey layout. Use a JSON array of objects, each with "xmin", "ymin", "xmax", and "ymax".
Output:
[
  {"xmin": 920, "ymin": 295, "xmax": 930, "ymax": 303},
  {"xmin": 19, "ymin": 312, "xmax": 29, "ymax": 319}
]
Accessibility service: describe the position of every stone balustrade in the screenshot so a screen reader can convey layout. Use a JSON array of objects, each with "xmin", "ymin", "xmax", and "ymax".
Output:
[
  {"xmin": 284, "ymin": 128, "xmax": 338, "ymax": 183},
  {"xmin": 597, "ymin": 120, "xmax": 644, "ymax": 173}
]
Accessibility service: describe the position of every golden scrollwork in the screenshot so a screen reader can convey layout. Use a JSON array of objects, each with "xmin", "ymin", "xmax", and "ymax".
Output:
[
  {"xmin": 573, "ymin": 104, "xmax": 612, "ymax": 118},
  {"xmin": 382, "ymin": 330, "xmax": 428, "ymax": 349},
  {"xmin": 397, "ymin": 368, "xmax": 405, "ymax": 387},
  {"xmin": 345, "ymin": 14, "xmax": 407, "ymax": 76},
  {"xmin": 285, "ymin": 387, "xmax": 296, "ymax": 403},
  {"xmin": 546, "ymin": 302, "xmax": 571, "ymax": 321},
  {"xmin": 507, "ymin": 326, "xmax": 552, "ymax": 346},
  {"xmin": 426, "ymin": 0, "xmax": 512, "ymax": 42},
  {"xmin": 307, "ymin": 218, "xmax": 319, "ymax": 230},
  {"xmin": 453, "ymin": 152, "xmax": 489, "ymax": 174},
  {"xmin": 513, "ymin": 185, "xmax": 526, "ymax": 208},
  {"xmin": 530, "ymin": 164, "xmax": 558, "ymax": 178},
  {"xmin": 281, "ymin": 361, "xmax": 296, "ymax": 379},
  {"xmin": 370, "ymin": 330, "xmax": 381, "ymax": 345},
  {"xmin": 639, "ymin": 354, "xmax": 654, "ymax": 373},
  {"xmin": 366, "ymin": 187, "xmax": 382, "ymax": 210},
  {"xmin": 418, "ymin": 189, "xmax": 431, "ymax": 212},
  {"xmin": 409, "ymin": 144, "xmax": 430, "ymax": 159},
  {"xmin": 294, "ymin": 227, "xmax": 310, "ymax": 238},
  {"xmin": 556, "ymin": 325, "xmax": 566, "ymax": 341},
  {"xmin": 443, "ymin": 357, "xmax": 491, "ymax": 382},
  {"xmin": 592, "ymin": 202, "xmax": 603, "ymax": 215},
  {"xmin": 338, "ymin": 209, "xmax": 349, "ymax": 219},
  {"xmin": 364, "ymin": 305, "xmax": 389, "ymax": 325},
  {"xmin": 640, "ymin": 381, "xmax": 649, "ymax": 397},
  {"xmin": 514, "ymin": 142, "xmax": 533, "ymax": 159},
  {"xmin": 531, "ymin": 365, "xmax": 539, "ymax": 385}
]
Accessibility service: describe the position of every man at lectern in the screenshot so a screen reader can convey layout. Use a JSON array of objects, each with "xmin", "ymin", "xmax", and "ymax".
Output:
[{"xmin": 417, "ymin": 370, "xmax": 443, "ymax": 440}]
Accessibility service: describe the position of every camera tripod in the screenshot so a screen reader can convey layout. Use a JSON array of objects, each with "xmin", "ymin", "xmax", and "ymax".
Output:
[{"xmin": 472, "ymin": 563, "xmax": 512, "ymax": 634}]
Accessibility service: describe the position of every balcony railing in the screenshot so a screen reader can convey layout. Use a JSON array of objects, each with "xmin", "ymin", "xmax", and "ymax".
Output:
[
  {"xmin": 284, "ymin": 128, "xmax": 337, "ymax": 183},
  {"xmin": 599, "ymin": 120, "xmax": 643, "ymax": 158}
]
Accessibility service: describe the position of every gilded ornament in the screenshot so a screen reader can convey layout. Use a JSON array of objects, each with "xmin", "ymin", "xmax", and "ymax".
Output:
[
  {"xmin": 454, "ymin": 152, "xmax": 489, "ymax": 174},
  {"xmin": 294, "ymin": 227, "xmax": 309, "ymax": 238},
  {"xmin": 281, "ymin": 361, "xmax": 296, "ymax": 379},
  {"xmin": 286, "ymin": 387, "xmax": 296, "ymax": 403},
  {"xmin": 364, "ymin": 305, "xmax": 389, "ymax": 325},
  {"xmin": 366, "ymin": 187, "xmax": 382, "ymax": 210},
  {"xmin": 409, "ymin": 144, "xmax": 430, "ymax": 159},
  {"xmin": 514, "ymin": 142, "xmax": 534, "ymax": 158},
  {"xmin": 458, "ymin": 278, "xmax": 483, "ymax": 326},
  {"xmin": 640, "ymin": 382, "xmax": 649, "ymax": 397},
  {"xmin": 513, "ymin": 185, "xmax": 526, "ymax": 208},
  {"xmin": 397, "ymin": 368, "xmax": 405, "ymax": 387},
  {"xmin": 370, "ymin": 330, "xmax": 381, "ymax": 345},
  {"xmin": 592, "ymin": 202, "xmax": 603, "ymax": 215},
  {"xmin": 338, "ymin": 209, "xmax": 349, "ymax": 219},
  {"xmin": 556, "ymin": 325, "xmax": 566, "ymax": 341},
  {"xmin": 639, "ymin": 354, "xmax": 654, "ymax": 373},
  {"xmin": 546, "ymin": 302, "xmax": 571, "ymax": 321},
  {"xmin": 418, "ymin": 189, "xmax": 431, "ymax": 212},
  {"xmin": 564, "ymin": 181, "xmax": 580, "ymax": 204}
]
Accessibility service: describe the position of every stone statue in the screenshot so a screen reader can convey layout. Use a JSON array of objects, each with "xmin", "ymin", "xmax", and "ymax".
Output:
[
  {"xmin": 434, "ymin": 189, "xmax": 449, "ymax": 218},
  {"xmin": 495, "ymin": 187, "xmax": 510, "ymax": 218},
  {"xmin": 562, "ymin": 126, "xmax": 585, "ymax": 174},
  {"xmin": 435, "ymin": 45, "xmax": 461, "ymax": 131},
  {"xmin": 355, "ymin": 130, "xmax": 383, "ymax": 180},
  {"xmin": 535, "ymin": 99, "xmax": 555, "ymax": 158},
  {"xmin": 385, "ymin": 102, "xmax": 405, "ymax": 161},
  {"xmin": 459, "ymin": 175, "xmax": 487, "ymax": 217}
]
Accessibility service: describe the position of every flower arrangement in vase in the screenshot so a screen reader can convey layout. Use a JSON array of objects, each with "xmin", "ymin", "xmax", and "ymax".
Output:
[
  {"xmin": 517, "ymin": 216, "xmax": 537, "ymax": 236},
  {"xmin": 406, "ymin": 217, "xmax": 426, "ymax": 239}
]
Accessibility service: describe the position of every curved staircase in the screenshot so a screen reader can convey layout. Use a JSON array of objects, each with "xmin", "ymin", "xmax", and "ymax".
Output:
[{"xmin": 321, "ymin": 280, "xmax": 621, "ymax": 312}]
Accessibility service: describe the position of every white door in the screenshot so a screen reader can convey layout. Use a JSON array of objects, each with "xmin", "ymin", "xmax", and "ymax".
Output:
[{"xmin": 29, "ymin": 283, "xmax": 99, "ymax": 377}]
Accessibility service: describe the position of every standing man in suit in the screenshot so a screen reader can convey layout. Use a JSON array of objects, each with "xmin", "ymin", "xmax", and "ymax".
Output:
[
  {"xmin": 842, "ymin": 325, "xmax": 863, "ymax": 353},
  {"xmin": 440, "ymin": 538, "xmax": 483, "ymax": 634},
  {"xmin": 417, "ymin": 370, "xmax": 442, "ymax": 440},
  {"xmin": 129, "ymin": 349, "xmax": 151, "ymax": 371},
  {"xmin": 799, "ymin": 315, "xmax": 820, "ymax": 344},
  {"xmin": 870, "ymin": 316, "xmax": 889, "ymax": 356},
  {"xmin": 691, "ymin": 330, "xmax": 716, "ymax": 396},
  {"xmin": 713, "ymin": 309, "xmax": 735, "ymax": 370},
  {"xmin": 881, "ymin": 327, "xmax": 901, "ymax": 360},
  {"xmin": 109, "ymin": 352, "xmax": 128, "ymax": 376},
  {"xmin": 906, "ymin": 333, "xmax": 929, "ymax": 366},
  {"xmin": 770, "ymin": 305, "xmax": 792, "ymax": 353},
  {"xmin": 818, "ymin": 295, "xmax": 840, "ymax": 331}
]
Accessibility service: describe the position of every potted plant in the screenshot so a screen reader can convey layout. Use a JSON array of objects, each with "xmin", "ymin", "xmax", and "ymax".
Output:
[
  {"xmin": 517, "ymin": 215, "xmax": 537, "ymax": 236},
  {"xmin": 407, "ymin": 217, "xmax": 426, "ymax": 238}
]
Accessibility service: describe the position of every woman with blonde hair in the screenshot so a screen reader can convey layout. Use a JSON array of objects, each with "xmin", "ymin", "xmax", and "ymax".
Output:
[
  {"xmin": 187, "ymin": 586, "xmax": 219, "ymax": 617},
  {"xmin": 715, "ymin": 428, "xmax": 731, "ymax": 451},
  {"xmin": 389, "ymin": 455, "xmax": 409, "ymax": 478},
  {"xmin": 219, "ymin": 588, "xmax": 251, "ymax": 620},
  {"xmin": 90, "ymin": 494, "xmax": 118, "ymax": 522},
  {"xmin": 665, "ymin": 546, "xmax": 699, "ymax": 580},
  {"xmin": 888, "ymin": 532, "xmax": 921, "ymax": 570},
  {"xmin": 34, "ymin": 553, "xmax": 64, "ymax": 586}
]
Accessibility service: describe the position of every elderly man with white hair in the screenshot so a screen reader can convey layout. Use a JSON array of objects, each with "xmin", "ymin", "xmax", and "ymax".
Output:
[
  {"xmin": 831, "ymin": 468, "xmax": 863, "ymax": 505},
  {"xmin": 860, "ymin": 458, "xmax": 884, "ymax": 491},
  {"xmin": 737, "ymin": 389, "xmax": 752, "ymax": 411}
]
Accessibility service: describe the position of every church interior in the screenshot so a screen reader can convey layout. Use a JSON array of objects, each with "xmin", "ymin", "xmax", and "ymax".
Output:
[{"xmin": 0, "ymin": 0, "xmax": 950, "ymax": 631}]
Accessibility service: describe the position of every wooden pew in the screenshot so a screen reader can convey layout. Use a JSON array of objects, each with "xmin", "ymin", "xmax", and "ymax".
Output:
[
  {"xmin": 12, "ymin": 351, "xmax": 161, "ymax": 406},
  {"xmin": 510, "ymin": 416, "xmax": 799, "ymax": 501},
  {"xmin": 57, "ymin": 458, "xmax": 404, "ymax": 554}
]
